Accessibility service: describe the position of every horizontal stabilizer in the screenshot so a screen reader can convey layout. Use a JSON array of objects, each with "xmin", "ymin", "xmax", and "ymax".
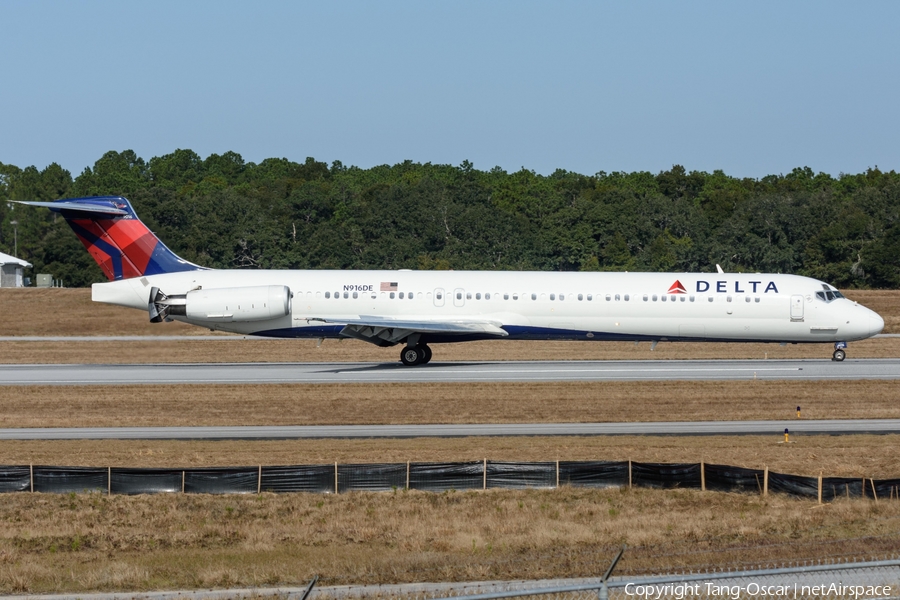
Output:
[{"xmin": 14, "ymin": 200, "xmax": 128, "ymax": 215}]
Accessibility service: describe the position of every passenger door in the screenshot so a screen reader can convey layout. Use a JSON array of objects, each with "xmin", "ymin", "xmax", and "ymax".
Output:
[{"xmin": 790, "ymin": 294, "xmax": 804, "ymax": 321}]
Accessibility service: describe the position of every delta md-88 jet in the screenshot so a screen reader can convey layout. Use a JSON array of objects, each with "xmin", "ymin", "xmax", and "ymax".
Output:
[{"xmin": 19, "ymin": 196, "xmax": 885, "ymax": 365}]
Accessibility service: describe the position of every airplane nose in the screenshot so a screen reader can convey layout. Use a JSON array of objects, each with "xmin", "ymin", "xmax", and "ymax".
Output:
[{"xmin": 870, "ymin": 312, "xmax": 885, "ymax": 336}]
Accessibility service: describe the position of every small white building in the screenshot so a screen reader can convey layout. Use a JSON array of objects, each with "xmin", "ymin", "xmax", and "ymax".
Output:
[{"xmin": 0, "ymin": 251, "xmax": 31, "ymax": 287}]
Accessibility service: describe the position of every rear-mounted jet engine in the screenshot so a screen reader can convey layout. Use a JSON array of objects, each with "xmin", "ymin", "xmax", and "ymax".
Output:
[{"xmin": 149, "ymin": 285, "xmax": 292, "ymax": 323}]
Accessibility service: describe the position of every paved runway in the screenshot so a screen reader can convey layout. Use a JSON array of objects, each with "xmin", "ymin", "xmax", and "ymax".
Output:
[
  {"xmin": 1, "ymin": 358, "xmax": 898, "ymax": 385},
  {"xmin": 2, "ymin": 420, "xmax": 898, "ymax": 440}
]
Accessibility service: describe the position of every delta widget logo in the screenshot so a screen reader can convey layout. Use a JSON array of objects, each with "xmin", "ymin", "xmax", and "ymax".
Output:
[{"xmin": 667, "ymin": 280, "xmax": 687, "ymax": 294}]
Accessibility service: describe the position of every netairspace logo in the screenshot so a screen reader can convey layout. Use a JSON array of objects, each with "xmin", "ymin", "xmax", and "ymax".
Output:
[{"xmin": 623, "ymin": 581, "xmax": 893, "ymax": 599}]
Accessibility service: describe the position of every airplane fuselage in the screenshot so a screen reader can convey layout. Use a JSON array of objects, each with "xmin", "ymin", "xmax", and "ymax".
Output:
[{"xmin": 93, "ymin": 269, "xmax": 884, "ymax": 345}]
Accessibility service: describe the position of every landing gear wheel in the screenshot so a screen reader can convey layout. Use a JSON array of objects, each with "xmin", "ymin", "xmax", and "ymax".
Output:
[
  {"xmin": 832, "ymin": 349, "xmax": 846, "ymax": 362},
  {"xmin": 401, "ymin": 346, "xmax": 424, "ymax": 366},
  {"xmin": 421, "ymin": 345, "xmax": 433, "ymax": 364}
]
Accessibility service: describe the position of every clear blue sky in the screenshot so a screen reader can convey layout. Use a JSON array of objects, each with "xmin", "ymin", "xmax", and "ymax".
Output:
[{"xmin": 2, "ymin": 1, "xmax": 898, "ymax": 178}]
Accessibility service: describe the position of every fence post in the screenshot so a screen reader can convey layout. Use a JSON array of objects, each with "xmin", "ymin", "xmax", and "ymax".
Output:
[
  {"xmin": 334, "ymin": 462, "xmax": 339, "ymax": 494},
  {"xmin": 108, "ymin": 467, "xmax": 111, "ymax": 496},
  {"xmin": 700, "ymin": 462, "xmax": 705, "ymax": 492},
  {"xmin": 763, "ymin": 466, "xmax": 768, "ymax": 497},
  {"xmin": 181, "ymin": 471, "xmax": 185, "ymax": 493},
  {"xmin": 870, "ymin": 479, "xmax": 878, "ymax": 502},
  {"xmin": 861, "ymin": 477, "xmax": 865, "ymax": 499},
  {"xmin": 406, "ymin": 461, "xmax": 410, "ymax": 491},
  {"xmin": 556, "ymin": 460, "xmax": 560, "ymax": 488},
  {"xmin": 257, "ymin": 465, "xmax": 262, "ymax": 494},
  {"xmin": 30, "ymin": 464, "xmax": 33, "ymax": 493},
  {"xmin": 628, "ymin": 460, "xmax": 632, "ymax": 489},
  {"xmin": 483, "ymin": 458, "xmax": 487, "ymax": 490},
  {"xmin": 817, "ymin": 472, "xmax": 822, "ymax": 504}
]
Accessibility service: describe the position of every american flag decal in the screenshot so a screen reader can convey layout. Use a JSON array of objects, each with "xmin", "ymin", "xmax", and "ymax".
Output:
[{"xmin": 380, "ymin": 282, "xmax": 399, "ymax": 291}]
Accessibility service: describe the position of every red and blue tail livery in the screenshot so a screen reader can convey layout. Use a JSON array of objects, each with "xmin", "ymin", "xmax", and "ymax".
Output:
[{"xmin": 18, "ymin": 196, "xmax": 204, "ymax": 281}]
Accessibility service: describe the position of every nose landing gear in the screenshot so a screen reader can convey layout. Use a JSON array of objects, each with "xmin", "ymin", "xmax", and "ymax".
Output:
[
  {"xmin": 832, "ymin": 341, "xmax": 847, "ymax": 362},
  {"xmin": 400, "ymin": 344, "xmax": 432, "ymax": 366}
]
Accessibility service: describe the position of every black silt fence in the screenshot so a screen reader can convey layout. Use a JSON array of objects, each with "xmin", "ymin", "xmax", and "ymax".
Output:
[
  {"xmin": 409, "ymin": 462, "xmax": 484, "ymax": 492},
  {"xmin": 0, "ymin": 466, "xmax": 31, "ymax": 493},
  {"xmin": 261, "ymin": 465, "xmax": 335, "ymax": 494},
  {"xmin": 768, "ymin": 470, "xmax": 818, "ymax": 499},
  {"xmin": 559, "ymin": 461, "xmax": 628, "ymax": 488},
  {"xmin": 704, "ymin": 464, "xmax": 765, "ymax": 494},
  {"xmin": 874, "ymin": 478, "xmax": 900, "ymax": 500},
  {"xmin": 820, "ymin": 477, "xmax": 865, "ymax": 501},
  {"xmin": 111, "ymin": 468, "xmax": 182, "ymax": 495},
  {"xmin": 487, "ymin": 461, "xmax": 555, "ymax": 489},
  {"xmin": 338, "ymin": 463, "xmax": 406, "ymax": 492},
  {"xmin": 32, "ymin": 466, "xmax": 108, "ymax": 494},
  {"xmin": 184, "ymin": 467, "xmax": 259, "ymax": 494},
  {"xmin": 631, "ymin": 462, "xmax": 702, "ymax": 489}
]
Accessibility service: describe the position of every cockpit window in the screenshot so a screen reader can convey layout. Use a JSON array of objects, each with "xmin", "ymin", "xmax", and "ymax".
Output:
[{"xmin": 816, "ymin": 290, "xmax": 844, "ymax": 303}]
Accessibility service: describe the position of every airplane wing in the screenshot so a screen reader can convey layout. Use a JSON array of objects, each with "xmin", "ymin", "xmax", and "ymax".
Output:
[{"xmin": 306, "ymin": 315, "xmax": 508, "ymax": 345}]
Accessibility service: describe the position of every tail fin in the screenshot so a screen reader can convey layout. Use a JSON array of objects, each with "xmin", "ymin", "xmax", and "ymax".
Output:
[{"xmin": 17, "ymin": 196, "xmax": 205, "ymax": 281}]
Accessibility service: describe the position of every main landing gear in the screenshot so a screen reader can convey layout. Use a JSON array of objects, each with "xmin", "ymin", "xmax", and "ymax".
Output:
[
  {"xmin": 400, "ymin": 344, "xmax": 432, "ymax": 366},
  {"xmin": 832, "ymin": 341, "xmax": 847, "ymax": 362}
]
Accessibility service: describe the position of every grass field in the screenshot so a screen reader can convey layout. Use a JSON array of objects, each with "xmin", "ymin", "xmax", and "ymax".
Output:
[
  {"xmin": 1, "ymin": 380, "xmax": 899, "ymax": 429},
  {"xmin": 1, "ymin": 487, "xmax": 899, "ymax": 594},
  {"xmin": 1, "ymin": 434, "xmax": 899, "ymax": 477}
]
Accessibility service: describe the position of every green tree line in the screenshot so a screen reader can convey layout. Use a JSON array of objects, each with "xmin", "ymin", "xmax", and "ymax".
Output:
[{"xmin": 1, "ymin": 149, "xmax": 899, "ymax": 287}]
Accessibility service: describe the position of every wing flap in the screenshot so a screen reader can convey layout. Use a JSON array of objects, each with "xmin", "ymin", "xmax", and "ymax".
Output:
[{"xmin": 307, "ymin": 316, "xmax": 508, "ymax": 345}]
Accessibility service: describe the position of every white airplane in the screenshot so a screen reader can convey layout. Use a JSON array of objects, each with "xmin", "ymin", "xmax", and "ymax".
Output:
[{"xmin": 19, "ymin": 196, "xmax": 885, "ymax": 365}]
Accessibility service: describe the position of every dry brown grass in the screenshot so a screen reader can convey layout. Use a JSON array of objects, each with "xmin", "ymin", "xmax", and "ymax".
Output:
[
  {"xmin": 1, "ymin": 434, "xmax": 898, "ymax": 477},
  {"xmin": 1, "ymin": 380, "xmax": 898, "ymax": 429},
  {"xmin": 0, "ymin": 487, "xmax": 898, "ymax": 594}
]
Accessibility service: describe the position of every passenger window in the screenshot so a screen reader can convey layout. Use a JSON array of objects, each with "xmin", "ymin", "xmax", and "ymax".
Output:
[
  {"xmin": 486, "ymin": 293, "xmax": 491, "ymax": 300},
  {"xmin": 325, "ymin": 292, "xmax": 331, "ymax": 299},
  {"xmin": 466, "ymin": 293, "xmax": 472, "ymax": 300},
  {"xmin": 642, "ymin": 294, "xmax": 647, "ymax": 301},
  {"xmin": 652, "ymin": 295, "xmax": 658, "ymax": 301},
  {"xmin": 390, "ymin": 292, "xmax": 395, "ymax": 299},
  {"xmin": 477, "ymin": 293, "xmax": 482, "ymax": 300},
  {"xmin": 353, "ymin": 291, "xmax": 358, "ymax": 299},
  {"xmin": 531, "ymin": 293, "xmax": 537, "ymax": 300},
  {"xmin": 436, "ymin": 291, "xmax": 442, "ymax": 300},
  {"xmin": 587, "ymin": 294, "xmax": 592, "ymax": 301},
  {"xmin": 708, "ymin": 297, "xmax": 713, "ymax": 302},
  {"xmin": 680, "ymin": 296, "xmax": 685, "ymax": 302},
  {"xmin": 577, "ymin": 294, "xmax": 583, "ymax": 301},
  {"xmin": 624, "ymin": 294, "xmax": 629, "ymax": 301},
  {"xmin": 399, "ymin": 292, "xmax": 405, "ymax": 299},
  {"xmin": 456, "ymin": 292, "xmax": 462, "ymax": 300},
  {"xmin": 755, "ymin": 297, "xmax": 760, "ymax": 303},
  {"xmin": 512, "ymin": 294, "xmax": 518, "ymax": 300},
  {"xmin": 745, "ymin": 296, "xmax": 751, "ymax": 303},
  {"xmin": 503, "ymin": 293, "xmax": 509, "ymax": 300},
  {"xmin": 690, "ymin": 296, "xmax": 695, "ymax": 302},
  {"xmin": 661, "ymin": 296, "xmax": 666, "ymax": 302},
  {"xmin": 550, "ymin": 294, "xmax": 555, "ymax": 300},
  {"xmin": 559, "ymin": 293, "xmax": 565, "ymax": 301},
  {"xmin": 606, "ymin": 294, "xmax": 611, "ymax": 301},
  {"xmin": 727, "ymin": 296, "xmax": 732, "ymax": 302},
  {"xmin": 343, "ymin": 291, "xmax": 349, "ymax": 299}
]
